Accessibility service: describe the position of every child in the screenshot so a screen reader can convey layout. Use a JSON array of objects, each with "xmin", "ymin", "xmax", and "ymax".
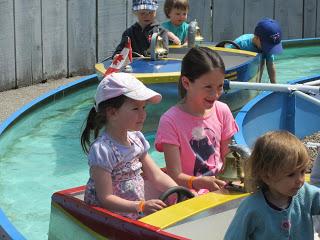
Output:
[
  {"xmin": 80, "ymin": 72, "xmax": 177, "ymax": 219},
  {"xmin": 230, "ymin": 18, "xmax": 283, "ymax": 83},
  {"xmin": 162, "ymin": 0, "xmax": 189, "ymax": 45},
  {"xmin": 225, "ymin": 131, "xmax": 320, "ymax": 239},
  {"xmin": 155, "ymin": 47, "xmax": 238, "ymax": 194},
  {"xmin": 311, "ymin": 147, "xmax": 320, "ymax": 238},
  {"xmin": 113, "ymin": 0, "xmax": 168, "ymax": 57}
]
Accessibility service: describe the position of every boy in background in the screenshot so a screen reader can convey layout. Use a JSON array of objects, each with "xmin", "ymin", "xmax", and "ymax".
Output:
[
  {"xmin": 162, "ymin": 0, "xmax": 189, "ymax": 45},
  {"xmin": 113, "ymin": 0, "xmax": 168, "ymax": 57},
  {"xmin": 230, "ymin": 18, "xmax": 283, "ymax": 83}
]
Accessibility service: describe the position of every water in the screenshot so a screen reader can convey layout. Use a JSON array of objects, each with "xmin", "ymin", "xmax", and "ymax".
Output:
[{"xmin": 0, "ymin": 44, "xmax": 320, "ymax": 239}]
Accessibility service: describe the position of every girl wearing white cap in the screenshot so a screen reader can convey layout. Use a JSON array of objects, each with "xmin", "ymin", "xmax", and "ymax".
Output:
[{"xmin": 81, "ymin": 72, "xmax": 177, "ymax": 219}]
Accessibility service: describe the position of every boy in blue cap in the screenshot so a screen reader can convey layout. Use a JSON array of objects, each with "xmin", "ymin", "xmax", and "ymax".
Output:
[
  {"xmin": 113, "ymin": 0, "xmax": 168, "ymax": 57},
  {"xmin": 231, "ymin": 18, "xmax": 283, "ymax": 83}
]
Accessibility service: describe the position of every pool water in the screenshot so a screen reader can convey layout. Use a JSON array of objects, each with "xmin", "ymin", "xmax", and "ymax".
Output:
[
  {"xmin": 0, "ymin": 44, "xmax": 320, "ymax": 239},
  {"xmin": 261, "ymin": 44, "xmax": 320, "ymax": 83}
]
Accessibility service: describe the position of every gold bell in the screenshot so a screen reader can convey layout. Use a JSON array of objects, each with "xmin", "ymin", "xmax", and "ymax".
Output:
[
  {"xmin": 154, "ymin": 36, "xmax": 168, "ymax": 57},
  {"xmin": 147, "ymin": 32, "xmax": 168, "ymax": 60},
  {"xmin": 188, "ymin": 20, "xmax": 204, "ymax": 48},
  {"xmin": 195, "ymin": 24, "xmax": 204, "ymax": 43},
  {"xmin": 217, "ymin": 151, "xmax": 245, "ymax": 182}
]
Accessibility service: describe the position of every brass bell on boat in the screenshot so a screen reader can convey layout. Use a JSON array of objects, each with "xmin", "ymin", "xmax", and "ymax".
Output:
[
  {"xmin": 195, "ymin": 24, "xmax": 204, "ymax": 43},
  {"xmin": 147, "ymin": 32, "xmax": 168, "ymax": 60},
  {"xmin": 154, "ymin": 36, "xmax": 168, "ymax": 57},
  {"xmin": 188, "ymin": 20, "xmax": 204, "ymax": 48},
  {"xmin": 217, "ymin": 151, "xmax": 245, "ymax": 182}
]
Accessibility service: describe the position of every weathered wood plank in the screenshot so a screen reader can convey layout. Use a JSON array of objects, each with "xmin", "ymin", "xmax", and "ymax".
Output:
[
  {"xmin": 244, "ymin": 0, "xmax": 274, "ymax": 33},
  {"xmin": 156, "ymin": 0, "xmax": 167, "ymax": 23},
  {"xmin": 0, "ymin": 0, "xmax": 15, "ymax": 91},
  {"xmin": 68, "ymin": 0, "xmax": 96, "ymax": 76},
  {"xmin": 42, "ymin": 0, "xmax": 67, "ymax": 80},
  {"xmin": 212, "ymin": 0, "xmax": 244, "ymax": 42},
  {"xmin": 127, "ymin": 0, "xmax": 136, "ymax": 27},
  {"xmin": 188, "ymin": 0, "xmax": 212, "ymax": 41},
  {"xmin": 303, "ymin": 0, "xmax": 317, "ymax": 38},
  {"xmin": 275, "ymin": 0, "xmax": 303, "ymax": 39},
  {"xmin": 15, "ymin": 0, "xmax": 43, "ymax": 87},
  {"xmin": 97, "ymin": 0, "xmax": 127, "ymax": 60}
]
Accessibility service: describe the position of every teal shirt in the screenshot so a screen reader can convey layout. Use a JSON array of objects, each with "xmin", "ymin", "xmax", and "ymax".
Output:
[
  {"xmin": 231, "ymin": 34, "xmax": 274, "ymax": 62},
  {"xmin": 224, "ymin": 183, "xmax": 320, "ymax": 240},
  {"xmin": 162, "ymin": 21, "xmax": 189, "ymax": 44}
]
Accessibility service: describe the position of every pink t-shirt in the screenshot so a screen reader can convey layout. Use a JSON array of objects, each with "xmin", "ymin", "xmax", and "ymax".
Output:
[{"xmin": 155, "ymin": 101, "xmax": 238, "ymax": 177}]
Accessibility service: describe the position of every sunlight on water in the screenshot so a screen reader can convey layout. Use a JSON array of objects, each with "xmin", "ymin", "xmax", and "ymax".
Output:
[{"xmin": 0, "ymin": 44, "xmax": 319, "ymax": 239}]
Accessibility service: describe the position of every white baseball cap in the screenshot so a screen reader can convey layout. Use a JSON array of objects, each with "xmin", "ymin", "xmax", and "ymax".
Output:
[{"xmin": 95, "ymin": 73, "xmax": 162, "ymax": 111}]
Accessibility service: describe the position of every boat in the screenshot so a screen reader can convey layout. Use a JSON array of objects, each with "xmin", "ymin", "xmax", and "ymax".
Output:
[
  {"xmin": 234, "ymin": 75, "xmax": 320, "ymax": 147},
  {"xmin": 95, "ymin": 32, "xmax": 262, "ymax": 112},
  {"xmin": 49, "ymin": 185, "xmax": 249, "ymax": 240}
]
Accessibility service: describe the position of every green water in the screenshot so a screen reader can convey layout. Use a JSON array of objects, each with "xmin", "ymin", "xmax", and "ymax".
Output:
[{"xmin": 0, "ymin": 44, "xmax": 319, "ymax": 239}]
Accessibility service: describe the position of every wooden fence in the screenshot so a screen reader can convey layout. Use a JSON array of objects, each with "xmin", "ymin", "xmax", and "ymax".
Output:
[{"xmin": 0, "ymin": 0, "xmax": 319, "ymax": 91}]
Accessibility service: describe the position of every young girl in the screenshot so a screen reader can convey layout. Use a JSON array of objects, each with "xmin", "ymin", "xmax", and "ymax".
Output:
[
  {"xmin": 225, "ymin": 131, "xmax": 320, "ymax": 239},
  {"xmin": 155, "ymin": 47, "xmax": 238, "ymax": 194},
  {"xmin": 162, "ymin": 0, "xmax": 189, "ymax": 45},
  {"xmin": 81, "ymin": 72, "xmax": 177, "ymax": 219}
]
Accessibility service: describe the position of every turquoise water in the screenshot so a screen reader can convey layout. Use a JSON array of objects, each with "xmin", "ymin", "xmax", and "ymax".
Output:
[{"xmin": 0, "ymin": 44, "xmax": 319, "ymax": 239}]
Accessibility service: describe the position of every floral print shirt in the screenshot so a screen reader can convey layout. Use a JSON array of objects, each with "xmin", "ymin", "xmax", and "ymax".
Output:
[{"xmin": 84, "ymin": 131, "xmax": 149, "ymax": 219}]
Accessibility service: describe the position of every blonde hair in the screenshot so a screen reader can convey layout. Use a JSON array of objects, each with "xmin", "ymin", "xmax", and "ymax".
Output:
[
  {"xmin": 245, "ymin": 131, "xmax": 310, "ymax": 192},
  {"xmin": 164, "ymin": 0, "xmax": 189, "ymax": 18}
]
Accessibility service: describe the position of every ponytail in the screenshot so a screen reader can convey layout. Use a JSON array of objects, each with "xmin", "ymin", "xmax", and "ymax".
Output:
[
  {"xmin": 80, "ymin": 95, "xmax": 127, "ymax": 154},
  {"xmin": 80, "ymin": 107, "xmax": 106, "ymax": 153}
]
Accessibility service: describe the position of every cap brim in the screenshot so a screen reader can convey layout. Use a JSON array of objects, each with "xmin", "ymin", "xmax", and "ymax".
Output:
[
  {"xmin": 125, "ymin": 87, "xmax": 162, "ymax": 104},
  {"xmin": 262, "ymin": 42, "xmax": 283, "ymax": 55},
  {"xmin": 132, "ymin": 5, "xmax": 158, "ymax": 11}
]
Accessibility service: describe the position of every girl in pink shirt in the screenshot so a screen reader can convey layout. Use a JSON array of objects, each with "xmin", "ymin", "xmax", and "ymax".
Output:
[{"xmin": 155, "ymin": 47, "xmax": 238, "ymax": 194}]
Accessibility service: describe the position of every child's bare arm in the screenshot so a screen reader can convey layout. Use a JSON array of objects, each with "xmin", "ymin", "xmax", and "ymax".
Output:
[
  {"xmin": 91, "ymin": 166, "xmax": 167, "ymax": 215},
  {"xmin": 162, "ymin": 143, "xmax": 226, "ymax": 191},
  {"xmin": 167, "ymin": 31, "xmax": 181, "ymax": 45}
]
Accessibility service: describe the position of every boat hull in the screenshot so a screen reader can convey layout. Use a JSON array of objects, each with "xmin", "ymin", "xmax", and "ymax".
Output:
[{"xmin": 49, "ymin": 186, "xmax": 248, "ymax": 240}]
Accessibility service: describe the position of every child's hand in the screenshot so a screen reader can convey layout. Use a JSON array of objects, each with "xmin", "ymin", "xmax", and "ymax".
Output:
[
  {"xmin": 144, "ymin": 199, "xmax": 167, "ymax": 214},
  {"xmin": 194, "ymin": 176, "xmax": 226, "ymax": 192},
  {"xmin": 167, "ymin": 32, "xmax": 181, "ymax": 45},
  {"xmin": 171, "ymin": 36, "xmax": 181, "ymax": 45}
]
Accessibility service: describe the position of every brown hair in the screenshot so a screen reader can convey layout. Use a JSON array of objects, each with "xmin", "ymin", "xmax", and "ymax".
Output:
[
  {"xmin": 245, "ymin": 131, "xmax": 310, "ymax": 192},
  {"xmin": 178, "ymin": 46, "xmax": 225, "ymax": 99},
  {"xmin": 80, "ymin": 95, "xmax": 127, "ymax": 153},
  {"xmin": 164, "ymin": 0, "xmax": 189, "ymax": 18}
]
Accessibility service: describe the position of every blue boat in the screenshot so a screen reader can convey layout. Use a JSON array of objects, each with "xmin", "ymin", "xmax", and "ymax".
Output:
[
  {"xmin": 95, "ymin": 43, "xmax": 262, "ymax": 112},
  {"xmin": 234, "ymin": 75, "xmax": 320, "ymax": 148}
]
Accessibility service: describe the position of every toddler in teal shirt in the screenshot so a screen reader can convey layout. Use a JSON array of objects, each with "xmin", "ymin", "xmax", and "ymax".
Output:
[
  {"xmin": 162, "ymin": 0, "xmax": 189, "ymax": 45},
  {"xmin": 225, "ymin": 131, "xmax": 320, "ymax": 240}
]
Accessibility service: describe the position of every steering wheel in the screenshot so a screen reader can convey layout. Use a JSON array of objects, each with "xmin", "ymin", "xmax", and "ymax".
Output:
[
  {"xmin": 215, "ymin": 40, "xmax": 241, "ymax": 49},
  {"xmin": 159, "ymin": 186, "xmax": 195, "ymax": 203}
]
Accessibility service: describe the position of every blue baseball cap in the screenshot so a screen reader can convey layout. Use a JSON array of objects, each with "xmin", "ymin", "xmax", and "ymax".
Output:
[
  {"xmin": 132, "ymin": 0, "xmax": 158, "ymax": 11},
  {"xmin": 254, "ymin": 18, "xmax": 283, "ymax": 55}
]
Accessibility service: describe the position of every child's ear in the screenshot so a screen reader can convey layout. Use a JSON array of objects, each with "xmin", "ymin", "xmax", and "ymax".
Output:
[
  {"xmin": 106, "ymin": 108, "xmax": 118, "ymax": 118},
  {"xmin": 181, "ymin": 76, "xmax": 190, "ymax": 90},
  {"xmin": 261, "ymin": 174, "xmax": 272, "ymax": 186}
]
